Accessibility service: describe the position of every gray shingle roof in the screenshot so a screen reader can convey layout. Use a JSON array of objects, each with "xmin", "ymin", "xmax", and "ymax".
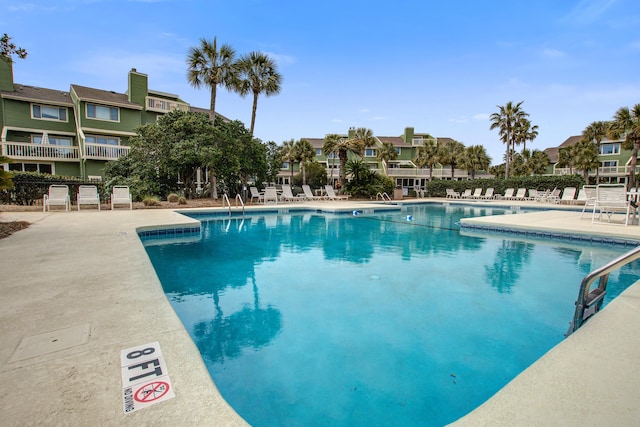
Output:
[
  {"xmin": 71, "ymin": 84, "xmax": 142, "ymax": 109},
  {"xmin": 1, "ymin": 84, "xmax": 73, "ymax": 106}
]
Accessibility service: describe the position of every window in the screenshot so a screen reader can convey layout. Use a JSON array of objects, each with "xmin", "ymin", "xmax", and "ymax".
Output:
[
  {"xmin": 396, "ymin": 148, "xmax": 402, "ymax": 155},
  {"xmin": 85, "ymin": 135, "xmax": 119, "ymax": 146},
  {"xmin": 315, "ymin": 148, "xmax": 322, "ymax": 156},
  {"xmin": 33, "ymin": 135, "xmax": 72, "ymax": 146},
  {"xmin": 602, "ymin": 160, "xmax": 618, "ymax": 167},
  {"xmin": 86, "ymin": 104, "xmax": 119, "ymax": 121},
  {"xmin": 32, "ymin": 104, "xmax": 67, "ymax": 122},
  {"xmin": 365, "ymin": 148, "xmax": 377, "ymax": 157},
  {"xmin": 600, "ymin": 143, "xmax": 620, "ymax": 155},
  {"xmin": 281, "ymin": 162, "xmax": 290, "ymax": 170},
  {"xmin": 8, "ymin": 162, "xmax": 53, "ymax": 174}
]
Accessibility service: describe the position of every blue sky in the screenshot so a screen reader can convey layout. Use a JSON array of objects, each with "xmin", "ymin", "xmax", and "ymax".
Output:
[{"xmin": 2, "ymin": 0, "xmax": 639, "ymax": 165}]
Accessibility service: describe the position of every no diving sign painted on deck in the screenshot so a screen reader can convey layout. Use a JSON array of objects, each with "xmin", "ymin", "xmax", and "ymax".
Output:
[{"xmin": 120, "ymin": 341, "xmax": 175, "ymax": 413}]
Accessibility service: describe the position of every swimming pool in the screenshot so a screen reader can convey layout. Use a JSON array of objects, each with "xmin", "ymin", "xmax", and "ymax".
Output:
[{"xmin": 142, "ymin": 204, "xmax": 640, "ymax": 426}]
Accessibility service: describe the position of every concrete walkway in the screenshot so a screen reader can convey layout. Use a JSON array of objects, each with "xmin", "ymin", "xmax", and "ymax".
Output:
[{"xmin": 0, "ymin": 199, "xmax": 639, "ymax": 425}]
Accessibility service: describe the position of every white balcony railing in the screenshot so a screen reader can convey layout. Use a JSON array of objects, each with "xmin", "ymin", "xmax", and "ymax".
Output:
[
  {"xmin": 553, "ymin": 166, "xmax": 631, "ymax": 176},
  {"xmin": 146, "ymin": 96, "xmax": 190, "ymax": 113},
  {"xmin": 1, "ymin": 141, "xmax": 79, "ymax": 161},
  {"xmin": 84, "ymin": 143, "xmax": 130, "ymax": 161}
]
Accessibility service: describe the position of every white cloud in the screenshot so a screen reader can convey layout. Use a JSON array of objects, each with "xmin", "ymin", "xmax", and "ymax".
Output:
[
  {"xmin": 541, "ymin": 48, "xmax": 567, "ymax": 59},
  {"xmin": 369, "ymin": 116, "xmax": 385, "ymax": 121},
  {"xmin": 473, "ymin": 113, "xmax": 490, "ymax": 121},
  {"xmin": 360, "ymin": 108, "xmax": 369, "ymax": 113}
]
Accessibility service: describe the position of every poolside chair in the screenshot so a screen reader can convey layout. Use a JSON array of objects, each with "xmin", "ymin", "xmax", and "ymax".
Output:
[
  {"xmin": 302, "ymin": 184, "xmax": 324, "ymax": 200},
  {"xmin": 446, "ymin": 188, "xmax": 460, "ymax": 199},
  {"xmin": 497, "ymin": 188, "xmax": 514, "ymax": 200},
  {"xmin": 263, "ymin": 187, "xmax": 278, "ymax": 205},
  {"xmin": 249, "ymin": 186, "xmax": 264, "ymax": 204},
  {"xmin": 280, "ymin": 184, "xmax": 305, "ymax": 202},
  {"xmin": 325, "ymin": 185, "xmax": 350, "ymax": 201},
  {"xmin": 481, "ymin": 188, "xmax": 494, "ymax": 200},
  {"xmin": 460, "ymin": 189, "xmax": 473, "ymax": 199},
  {"xmin": 528, "ymin": 189, "xmax": 539, "ymax": 201},
  {"xmin": 111, "ymin": 185, "xmax": 133, "ymax": 210},
  {"xmin": 77, "ymin": 185, "xmax": 100, "ymax": 210},
  {"xmin": 512, "ymin": 188, "xmax": 527, "ymax": 201},
  {"xmin": 592, "ymin": 184, "xmax": 633, "ymax": 226},
  {"xmin": 579, "ymin": 185, "xmax": 597, "ymax": 219},
  {"xmin": 559, "ymin": 187, "xmax": 577, "ymax": 205},
  {"xmin": 471, "ymin": 188, "xmax": 483, "ymax": 199},
  {"xmin": 43, "ymin": 184, "xmax": 70, "ymax": 212}
]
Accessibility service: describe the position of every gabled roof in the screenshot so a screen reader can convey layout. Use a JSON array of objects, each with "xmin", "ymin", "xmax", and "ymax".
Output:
[
  {"xmin": 1, "ymin": 84, "xmax": 73, "ymax": 106},
  {"xmin": 188, "ymin": 106, "xmax": 230, "ymax": 123},
  {"xmin": 71, "ymin": 84, "xmax": 142, "ymax": 110}
]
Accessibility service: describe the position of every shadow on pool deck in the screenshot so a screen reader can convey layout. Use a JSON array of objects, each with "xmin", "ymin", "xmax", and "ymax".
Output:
[{"xmin": 1, "ymin": 199, "xmax": 639, "ymax": 426}]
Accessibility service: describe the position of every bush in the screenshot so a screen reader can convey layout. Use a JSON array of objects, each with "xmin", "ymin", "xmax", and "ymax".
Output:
[
  {"xmin": 178, "ymin": 196, "xmax": 187, "ymax": 205},
  {"xmin": 167, "ymin": 193, "xmax": 179, "ymax": 203},
  {"xmin": 142, "ymin": 195, "xmax": 161, "ymax": 206}
]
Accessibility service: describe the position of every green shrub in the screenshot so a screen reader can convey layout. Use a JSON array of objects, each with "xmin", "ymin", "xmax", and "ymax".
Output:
[
  {"xmin": 167, "ymin": 193, "xmax": 179, "ymax": 203},
  {"xmin": 178, "ymin": 196, "xmax": 187, "ymax": 205},
  {"xmin": 142, "ymin": 195, "xmax": 161, "ymax": 206}
]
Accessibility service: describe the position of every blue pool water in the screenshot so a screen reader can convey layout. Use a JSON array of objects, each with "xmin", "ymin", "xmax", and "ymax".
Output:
[{"xmin": 142, "ymin": 204, "xmax": 640, "ymax": 426}]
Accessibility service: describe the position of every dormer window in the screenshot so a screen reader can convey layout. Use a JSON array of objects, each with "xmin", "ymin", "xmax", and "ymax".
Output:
[{"xmin": 32, "ymin": 104, "xmax": 67, "ymax": 122}]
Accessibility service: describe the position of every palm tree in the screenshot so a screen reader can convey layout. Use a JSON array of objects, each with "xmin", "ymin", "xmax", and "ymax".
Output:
[
  {"xmin": 489, "ymin": 101, "xmax": 528, "ymax": 179},
  {"xmin": 437, "ymin": 139, "xmax": 465, "ymax": 179},
  {"xmin": 323, "ymin": 128, "xmax": 375, "ymax": 189},
  {"xmin": 609, "ymin": 104, "xmax": 640, "ymax": 188},
  {"xmin": 293, "ymin": 138, "xmax": 316, "ymax": 185},
  {"xmin": 573, "ymin": 139, "xmax": 600, "ymax": 182},
  {"xmin": 280, "ymin": 139, "xmax": 297, "ymax": 184},
  {"xmin": 235, "ymin": 51, "xmax": 283, "ymax": 135},
  {"xmin": 557, "ymin": 145, "xmax": 577, "ymax": 175},
  {"xmin": 186, "ymin": 37, "xmax": 237, "ymax": 124},
  {"xmin": 322, "ymin": 133, "xmax": 341, "ymax": 184},
  {"xmin": 461, "ymin": 145, "xmax": 491, "ymax": 179},
  {"xmin": 376, "ymin": 141, "xmax": 398, "ymax": 173},
  {"xmin": 527, "ymin": 149, "xmax": 550, "ymax": 175},
  {"xmin": 514, "ymin": 117, "xmax": 538, "ymax": 152},
  {"xmin": 583, "ymin": 120, "xmax": 609, "ymax": 183},
  {"xmin": 414, "ymin": 138, "xmax": 439, "ymax": 180}
]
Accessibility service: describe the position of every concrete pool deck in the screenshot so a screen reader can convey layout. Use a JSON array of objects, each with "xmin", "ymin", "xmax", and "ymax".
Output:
[{"xmin": 0, "ymin": 199, "xmax": 639, "ymax": 425}]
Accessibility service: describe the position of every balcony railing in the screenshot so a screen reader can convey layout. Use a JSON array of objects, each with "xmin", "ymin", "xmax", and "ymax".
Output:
[
  {"xmin": 146, "ymin": 96, "xmax": 190, "ymax": 113},
  {"xmin": 552, "ymin": 166, "xmax": 631, "ymax": 176},
  {"xmin": 84, "ymin": 143, "xmax": 130, "ymax": 161},
  {"xmin": 1, "ymin": 141, "xmax": 79, "ymax": 161}
]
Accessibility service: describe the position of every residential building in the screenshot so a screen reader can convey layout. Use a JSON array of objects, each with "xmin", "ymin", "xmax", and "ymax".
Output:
[{"xmin": 0, "ymin": 57, "xmax": 224, "ymax": 180}]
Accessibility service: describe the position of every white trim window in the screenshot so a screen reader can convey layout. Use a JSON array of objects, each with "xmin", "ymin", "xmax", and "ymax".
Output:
[
  {"xmin": 8, "ymin": 162, "xmax": 53, "ymax": 174},
  {"xmin": 86, "ymin": 103, "xmax": 119, "ymax": 122},
  {"xmin": 32, "ymin": 135, "xmax": 72, "ymax": 146},
  {"xmin": 396, "ymin": 148, "xmax": 402, "ymax": 155},
  {"xmin": 600, "ymin": 143, "xmax": 620, "ymax": 155},
  {"xmin": 365, "ymin": 148, "xmax": 377, "ymax": 157},
  {"xmin": 86, "ymin": 135, "xmax": 119, "ymax": 146},
  {"xmin": 32, "ymin": 104, "xmax": 68, "ymax": 122}
]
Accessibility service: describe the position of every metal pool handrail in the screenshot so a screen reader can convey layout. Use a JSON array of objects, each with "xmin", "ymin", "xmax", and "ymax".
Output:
[
  {"xmin": 567, "ymin": 245, "xmax": 640, "ymax": 336},
  {"xmin": 221, "ymin": 193, "xmax": 245, "ymax": 217}
]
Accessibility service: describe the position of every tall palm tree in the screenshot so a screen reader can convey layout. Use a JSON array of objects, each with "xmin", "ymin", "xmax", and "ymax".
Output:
[
  {"xmin": 376, "ymin": 141, "xmax": 398, "ymax": 173},
  {"xmin": 236, "ymin": 51, "xmax": 283, "ymax": 135},
  {"xmin": 461, "ymin": 145, "xmax": 491, "ymax": 179},
  {"xmin": 186, "ymin": 37, "xmax": 237, "ymax": 124},
  {"xmin": 557, "ymin": 145, "xmax": 577, "ymax": 175},
  {"xmin": 514, "ymin": 117, "xmax": 538, "ymax": 152},
  {"xmin": 414, "ymin": 138, "xmax": 439, "ymax": 180},
  {"xmin": 609, "ymin": 104, "xmax": 640, "ymax": 188},
  {"xmin": 322, "ymin": 128, "xmax": 374, "ymax": 189},
  {"xmin": 293, "ymin": 138, "xmax": 316, "ymax": 185},
  {"xmin": 322, "ymin": 133, "xmax": 341, "ymax": 184},
  {"xmin": 437, "ymin": 139, "xmax": 465, "ymax": 179},
  {"xmin": 280, "ymin": 139, "xmax": 297, "ymax": 184},
  {"xmin": 582, "ymin": 121, "xmax": 608, "ymax": 183},
  {"xmin": 489, "ymin": 101, "xmax": 528, "ymax": 179},
  {"xmin": 573, "ymin": 139, "xmax": 600, "ymax": 182}
]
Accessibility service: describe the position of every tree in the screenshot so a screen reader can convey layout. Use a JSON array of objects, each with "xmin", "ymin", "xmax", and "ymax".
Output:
[
  {"xmin": 557, "ymin": 144, "xmax": 577, "ymax": 175},
  {"xmin": 264, "ymin": 141, "xmax": 283, "ymax": 184},
  {"xmin": 490, "ymin": 101, "xmax": 528, "ymax": 179},
  {"xmin": 0, "ymin": 156, "xmax": 14, "ymax": 190},
  {"xmin": 583, "ymin": 121, "xmax": 609, "ymax": 183},
  {"xmin": 322, "ymin": 133, "xmax": 341, "ymax": 184},
  {"xmin": 376, "ymin": 141, "xmax": 398, "ymax": 168},
  {"xmin": 280, "ymin": 139, "xmax": 297, "ymax": 184},
  {"xmin": 572, "ymin": 140, "xmax": 600, "ymax": 182},
  {"xmin": 414, "ymin": 138, "xmax": 439, "ymax": 180},
  {"xmin": 461, "ymin": 145, "xmax": 491, "ymax": 179},
  {"xmin": 186, "ymin": 37, "xmax": 237, "ymax": 124},
  {"xmin": 236, "ymin": 51, "xmax": 283, "ymax": 135},
  {"xmin": 437, "ymin": 139, "xmax": 465, "ymax": 179},
  {"xmin": 322, "ymin": 128, "xmax": 376, "ymax": 189},
  {"xmin": 0, "ymin": 34, "xmax": 27, "ymax": 63},
  {"xmin": 514, "ymin": 117, "xmax": 538, "ymax": 152},
  {"xmin": 610, "ymin": 104, "xmax": 640, "ymax": 188},
  {"xmin": 293, "ymin": 138, "xmax": 316, "ymax": 185}
]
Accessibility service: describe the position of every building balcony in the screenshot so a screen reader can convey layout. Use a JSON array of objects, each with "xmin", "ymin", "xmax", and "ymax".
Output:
[
  {"xmin": 145, "ymin": 96, "xmax": 190, "ymax": 113},
  {"xmin": 552, "ymin": 166, "xmax": 631, "ymax": 177},
  {"xmin": 84, "ymin": 143, "xmax": 130, "ymax": 161},
  {"xmin": 1, "ymin": 141, "xmax": 80, "ymax": 162}
]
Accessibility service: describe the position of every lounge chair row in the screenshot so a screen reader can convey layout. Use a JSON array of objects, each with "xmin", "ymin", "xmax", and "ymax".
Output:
[
  {"xmin": 250, "ymin": 185, "xmax": 350, "ymax": 204},
  {"xmin": 446, "ymin": 187, "xmax": 582, "ymax": 204},
  {"xmin": 43, "ymin": 184, "xmax": 132, "ymax": 211}
]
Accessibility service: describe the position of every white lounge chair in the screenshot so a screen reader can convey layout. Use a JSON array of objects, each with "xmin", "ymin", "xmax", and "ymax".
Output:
[
  {"xmin": 302, "ymin": 184, "xmax": 324, "ymax": 200},
  {"xmin": 579, "ymin": 185, "xmax": 597, "ymax": 219},
  {"xmin": 43, "ymin": 184, "xmax": 70, "ymax": 212},
  {"xmin": 497, "ymin": 188, "xmax": 514, "ymax": 200},
  {"xmin": 460, "ymin": 189, "xmax": 473, "ymax": 199},
  {"xmin": 471, "ymin": 188, "xmax": 483, "ymax": 199},
  {"xmin": 592, "ymin": 184, "xmax": 633, "ymax": 226},
  {"xmin": 512, "ymin": 188, "xmax": 527, "ymax": 201},
  {"xmin": 249, "ymin": 186, "xmax": 264, "ymax": 204},
  {"xmin": 111, "ymin": 185, "xmax": 132, "ymax": 210},
  {"xmin": 325, "ymin": 185, "xmax": 349, "ymax": 201},
  {"xmin": 263, "ymin": 187, "xmax": 278, "ymax": 204},
  {"xmin": 446, "ymin": 188, "xmax": 460, "ymax": 199},
  {"xmin": 559, "ymin": 187, "xmax": 577, "ymax": 205},
  {"xmin": 280, "ymin": 184, "xmax": 305, "ymax": 202},
  {"xmin": 77, "ymin": 185, "xmax": 100, "ymax": 210},
  {"xmin": 481, "ymin": 188, "xmax": 494, "ymax": 199}
]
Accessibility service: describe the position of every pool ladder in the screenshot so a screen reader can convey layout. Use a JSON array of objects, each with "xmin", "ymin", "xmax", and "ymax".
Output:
[
  {"xmin": 566, "ymin": 245, "xmax": 640, "ymax": 336},
  {"xmin": 376, "ymin": 192, "xmax": 392, "ymax": 203},
  {"xmin": 222, "ymin": 193, "xmax": 245, "ymax": 217}
]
